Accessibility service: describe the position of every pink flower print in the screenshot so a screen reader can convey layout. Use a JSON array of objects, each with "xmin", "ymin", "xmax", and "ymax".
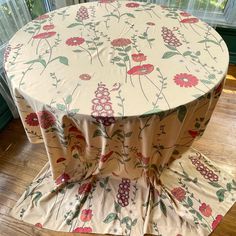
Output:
[
  {"xmin": 55, "ymin": 173, "xmax": 70, "ymax": 185},
  {"xmin": 116, "ymin": 179, "xmax": 131, "ymax": 207},
  {"xmin": 174, "ymin": 73, "xmax": 198, "ymax": 88},
  {"xmin": 127, "ymin": 64, "xmax": 154, "ymax": 75},
  {"xmin": 76, "ymin": 6, "xmax": 89, "ymax": 21},
  {"xmin": 35, "ymin": 14, "xmax": 49, "ymax": 20},
  {"xmin": 66, "ymin": 37, "xmax": 85, "ymax": 46},
  {"xmin": 131, "ymin": 53, "xmax": 147, "ymax": 62},
  {"xmin": 56, "ymin": 157, "xmax": 66, "ymax": 163},
  {"xmin": 147, "ymin": 22, "xmax": 155, "ymax": 26},
  {"xmin": 212, "ymin": 214, "xmax": 223, "ymax": 230},
  {"xmin": 188, "ymin": 130, "xmax": 199, "ymax": 138},
  {"xmin": 99, "ymin": 0, "xmax": 115, "ymax": 3},
  {"xmin": 4, "ymin": 44, "xmax": 11, "ymax": 63},
  {"xmin": 111, "ymin": 38, "xmax": 132, "ymax": 47},
  {"xmin": 33, "ymin": 32, "xmax": 56, "ymax": 39},
  {"xmin": 199, "ymin": 203, "xmax": 212, "ymax": 217},
  {"xmin": 80, "ymin": 209, "xmax": 93, "ymax": 222},
  {"xmin": 35, "ymin": 223, "xmax": 43, "ymax": 228},
  {"xmin": 78, "ymin": 183, "xmax": 92, "ymax": 195},
  {"xmin": 180, "ymin": 18, "xmax": 199, "ymax": 23},
  {"xmin": 43, "ymin": 24, "xmax": 55, "ymax": 31},
  {"xmin": 101, "ymin": 151, "xmax": 114, "ymax": 162},
  {"xmin": 162, "ymin": 27, "xmax": 182, "ymax": 47},
  {"xmin": 171, "ymin": 187, "xmax": 186, "ymax": 202},
  {"xmin": 37, "ymin": 110, "xmax": 55, "ymax": 129},
  {"xmin": 79, "ymin": 73, "xmax": 91, "ymax": 80},
  {"xmin": 126, "ymin": 2, "xmax": 140, "ymax": 8},
  {"xmin": 73, "ymin": 227, "xmax": 92, "ymax": 233},
  {"xmin": 180, "ymin": 11, "xmax": 191, "ymax": 17},
  {"xmin": 91, "ymin": 83, "xmax": 115, "ymax": 126},
  {"xmin": 25, "ymin": 113, "xmax": 39, "ymax": 126}
]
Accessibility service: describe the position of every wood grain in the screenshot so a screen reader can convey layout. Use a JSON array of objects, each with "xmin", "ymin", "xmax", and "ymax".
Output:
[{"xmin": 0, "ymin": 65, "xmax": 236, "ymax": 236}]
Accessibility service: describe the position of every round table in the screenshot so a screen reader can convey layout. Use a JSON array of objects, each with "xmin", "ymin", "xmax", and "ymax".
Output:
[{"xmin": 5, "ymin": 2, "xmax": 234, "ymax": 236}]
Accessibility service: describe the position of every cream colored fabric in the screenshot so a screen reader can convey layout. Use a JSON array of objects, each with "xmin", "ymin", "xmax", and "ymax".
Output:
[
  {"xmin": 11, "ymin": 149, "xmax": 236, "ymax": 235},
  {"xmin": 4, "ymin": 1, "xmax": 232, "ymax": 235}
]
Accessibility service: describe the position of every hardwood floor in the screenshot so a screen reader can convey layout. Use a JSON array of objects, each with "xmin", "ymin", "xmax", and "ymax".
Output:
[{"xmin": 0, "ymin": 66, "xmax": 236, "ymax": 236}]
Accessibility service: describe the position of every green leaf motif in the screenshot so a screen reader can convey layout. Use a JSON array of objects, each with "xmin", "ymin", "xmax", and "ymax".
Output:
[
  {"xmin": 208, "ymin": 74, "xmax": 216, "ymax": 80},
  {"xmin": 121, "ymin": 216, "xmax": 132, "ymax": 224},
  {"xmin": 70, "ymin": 109, "xmax": 79, "ymax": 114},
  {"xmin": 65, "ymin": 95, "xmax": 72, "ymax": 104},
  {"xmin": 67, "ymin": 23, "xmax": 81, "ymax": 28},
  {"xmin": 198, "ymin": 39, "xmax": 219, "ymax": 45},
  {"xmin": 32, "ymin": 191, "xmax": 42, "ymax": 206},
  {"xmin": 59, "ymin": 56, "xmax": 69, "ymax": 66},
  {"xmin": 196, "ymin": 212, "xmax": 203, "ymax": 221},
  {"xmin": 208, "ymin": 182, "xmax": 221, "ymax": 188},
  {"xmin": 125, "ymin": 132, "xmax": 132, "ymax": 137},
  {"xmin": 226, "ymin": 183, "xmax": 232, "ymax": 192},
  {"xmin": 216, "ymin": 189, "xmax": 226, "ymax": 202},
  {"xmin": 143, "ymin": 108, "xmax": 162, "ymax": 115},
  {"xmin": 183, "ymin": 51, "xmax": 192, "ymax": 57},
  {"xmin": 125, "ymin": 46, "xmax": 131, "ymax": 52},
  {"xmin": 126, "ymin": 13, "xmax": 135, "ymax": 18},
  {"xmin": 114, "ymin": 201, "xmax": 121, "ymax": 213},
  {"xmin": 132, "ymin": 218, "xmax": 138, "ymax": 226},
  {"xmin": 187, "ymin": 196, "xmax": 193, "ymax": 207},
  {"xmin": 164, "ymin": 44, "xmax": 177, "ymax": 51},
  {"xmin": 116, "ymin": 63, "xmax": 126, "ymax": 67},
  {"xmin": 57, "ymin": 103, "xmax": 66, "ymax": 111},
  {"xmin": 201, "ymin": 79, "xmax": 212, "ymax": 84},
  {"xmin": 160, "ymin": 200, "xmax": 167, "ymax": 217},
  {"xmin": 73, "ymin": 49, "xmax": 83, "ymax": 53},
  {"xmin": 103, "ymin": 213, "xmax": 118, "ymax": 223},
  {"xmin": 178, "ymin": 105, "xmax": 187, "ymax": 122},
  {"xmin": 113, "ymin": 56, "xmax": 121, "ymax": 62},
  {"xmin": 93, "ymin": 129, "xmax": 103, "ymax": 137},
  {"xmin": 25, "ymin": 58, "xmax": 46, "ymax": 68},
  {"xmin": 162, "ymin": 51, "xmax": 180, "ymax": 59},
  {"xmin": 99, "ymin": 182, "xmax": 105, "ymax": 188}
]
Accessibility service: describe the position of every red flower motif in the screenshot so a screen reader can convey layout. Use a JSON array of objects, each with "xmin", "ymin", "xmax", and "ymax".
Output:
[
  {"xmin": 25, "ymin": 113, "xmax": 39, "ymax": 126},
  {"xmin": 80, "ymin": 209, "xmax": 93, "ymax": 222},
  {"xmin": 66, "ymin": 37, "xmax": 85, "ymax": 46},
  {"xmin": 43, "ymin": 24, "xmax": 55, "ymax": 31},
  {"xmin": 111, "ymin": 38, "xmax": 132, "ymax": 47},
  {"xmin": 99, "ymin": 0, "xmax": 115, "ymax": 3},
  {"xmin": 101, "ymin": 151, "xmax": 113, "ymax": 162},
  {"xmin": 73, "ymin": 227, "xmax": 92, "ymax": 233},
  {"xmin": 174, "ymin": 73, "xmax": 198, "ymax": 88},
  {"xmin": 188, "ymin": 130, "xmax": 199, "ymax": 138},
  {"xmin": 127, "ymin": 64, "xmax": 154, "ymax": 75},
  {"xmin": 212, "ymin": 214, "xmax": 223, "ymax": 230},
  {"xmin": 171, "ymin": 187, "xmax": 186, "ymax": 202},
  {"xmin": 56, "ymin": 157, "xmax": 66, "ymax": 163},
  {"xmin": 35, "ymin": 223, "xmax": 43, "ymax": 228},
  {"xmin": 180, "ymin": 18, "xmax": 199, "ymax": 23},
  {"xmin": 180, "ymin": 12, "xmax": 191, "ymax": 17},
  {"xmin": 214, "ymin": 82, "xmax": 223, "ymax": 94},
  {"xmin": 79, "ymin": 74, "xmax": 91, "ymax": 80},
  {"xmin": 33, "ymin": 32, "xmax": 56, "ymax": 39},
  {"xmin": 55, "ymin": 173, "xmax": 70, "ymax": 185},
  {"xmin": 37, "ymin": 110, "xmax": 55, "ymax": 129},
  {"xmin": 199, "ymin": 203, "xmax": 212, "ymax": 217},
  {"xmin": 35, "ymin": 14, "xmax": 49, "ymax": 20},
  {"xmin": 131, "ymin": 53, "xmax": 147, "ymax": 62},
  {"xmin": 126, "ymin": 2, "xmax": 140, "ymax": 8},
  {"xmin": 147, "ymin": 22, "xmax": 155, "ymax": 26},
  {"xmin": 78, "ymin": 182, "xmax": 92, "ymax": 194}
]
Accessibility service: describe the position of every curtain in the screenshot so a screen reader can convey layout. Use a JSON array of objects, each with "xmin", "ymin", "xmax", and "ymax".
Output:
[
  {"xmin": 136, "ymin": 0, "xmax": 228, "ymax": 26},
  {"xmin": 0, "ymin": 0, "xmax": 31, "ymax": 118}
]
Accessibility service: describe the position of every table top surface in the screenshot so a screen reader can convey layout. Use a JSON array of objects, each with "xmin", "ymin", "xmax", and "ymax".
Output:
[{"xmin": 4, "ymin": 1, "xmax": 229, "ymax": 117}]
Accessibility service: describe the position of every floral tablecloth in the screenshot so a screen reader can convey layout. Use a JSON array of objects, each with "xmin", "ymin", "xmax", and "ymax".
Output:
[{"xmin": 4, "ymin": 1, "xmax": 235, "ymax": 235}]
